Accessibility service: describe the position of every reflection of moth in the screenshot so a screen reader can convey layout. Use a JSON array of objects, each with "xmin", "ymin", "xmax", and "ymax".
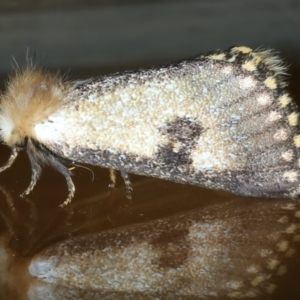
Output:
[
  {"xmin": 1, "ymin": 46, "xmax": 300, "ymax": 206},
  {"xmin": 28, "ymin": 198, "xmax": 300, "ymax": 299}
]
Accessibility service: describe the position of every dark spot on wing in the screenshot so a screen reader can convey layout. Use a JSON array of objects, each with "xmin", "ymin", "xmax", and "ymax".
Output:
[
  {"xmin": 161, "ymin": 117, "xmax": 205, "ymax": 143},
  {"xmin": 157, "ymin": 117, "xmax": 205, "ymax": 166}
]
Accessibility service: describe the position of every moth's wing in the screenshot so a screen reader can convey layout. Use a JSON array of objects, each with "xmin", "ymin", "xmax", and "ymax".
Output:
[
  {"xmin": 192, "ymin": 46, "xmax": 300, "ymax": 198},
  {"xmin": 34, "ymin": 46, "xmax": 300, "ymax": 198}
]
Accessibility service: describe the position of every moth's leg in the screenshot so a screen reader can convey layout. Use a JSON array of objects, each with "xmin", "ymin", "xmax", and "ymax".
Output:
[
  {"xmin": 60, "ymin": 175, "xmax": 75, "ymax": 207},
  {"xmin": 20, "ymin": 155, "xmax": 42, "ymax": 198},
  {"xmin": 0, "ymin": 148, "xmax": 18, "ymax": 173},
  {"xmin": 109, "ymin": 168, "xmax": 117, "ymax": 188},
  {"xmin": 49, "ymin": 160, "xmax": 75, "ymax": 207},
  {"xmin": 120, "ymin": 169, "xmax": 132, "ymax": 199},
  {"xmin": 26, "ymin": 139, "xmax": 76, "ymax": 206}
]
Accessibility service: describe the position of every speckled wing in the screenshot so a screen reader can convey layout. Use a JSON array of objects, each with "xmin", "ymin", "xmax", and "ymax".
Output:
[{"xmin": 34, "ymin": 46, "xmax": 300, "ymax": 199}]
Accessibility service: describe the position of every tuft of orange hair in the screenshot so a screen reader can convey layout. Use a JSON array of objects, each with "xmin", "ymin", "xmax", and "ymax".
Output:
[{"xmin": 0, "ymin": 68, "xmax": 67, "ymax": 147}]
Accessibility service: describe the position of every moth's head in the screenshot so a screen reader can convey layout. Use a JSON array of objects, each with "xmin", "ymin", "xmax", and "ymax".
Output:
[{"xmin": 0, "ymin": 67, "xmax": 66, "ymax": 149}]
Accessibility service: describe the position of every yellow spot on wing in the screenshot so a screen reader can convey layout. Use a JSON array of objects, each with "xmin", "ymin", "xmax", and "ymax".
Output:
[
  {"xmin": 288, "ymin": 112, "xmax": 298, "ymax": 126},
  {"xmin": 242, "ymin": 60, "xmax": 257, "ymax": 71},
  {"xmin": 208, "ymin": 53, "xmax": 226, "ymax": 60},
  {"xmin": 294, "ymin": 135, "xmax": 300, "ymax": 147},
  {"xmin": 279, "ymin": 94, "xmax": 291, "ymax": 107},
  {"xmin": 232, "ymin": 46, "xmax": 253, "ymax": 53},
  {"xmin": 227, "ymin": 55, "xmax": 236, "ymax": 62},
  {"xmin": 264, "ymin": 77, "xmax": 277, "ymax": 89}
]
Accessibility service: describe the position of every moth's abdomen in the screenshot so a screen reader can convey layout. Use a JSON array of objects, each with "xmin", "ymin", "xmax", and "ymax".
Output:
[{"xmin": 34, "ymin": 46, "xmax": 300, "ymax": 199}]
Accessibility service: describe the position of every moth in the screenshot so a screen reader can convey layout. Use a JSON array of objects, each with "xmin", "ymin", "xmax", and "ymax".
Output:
[{"xmin": 0, "ymin": 46, "xmax": 299, "ymax": 206}]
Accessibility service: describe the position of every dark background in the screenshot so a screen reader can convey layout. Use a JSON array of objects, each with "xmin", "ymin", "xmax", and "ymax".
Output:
[{"xmin": 1, "ymin": 0, "xmax": 300, "ymax": 84}]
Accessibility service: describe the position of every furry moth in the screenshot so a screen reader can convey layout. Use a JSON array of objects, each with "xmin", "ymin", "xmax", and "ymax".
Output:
[{"xmin": 0, "ymin": 46, "xmax": 300, "ymax": 206}]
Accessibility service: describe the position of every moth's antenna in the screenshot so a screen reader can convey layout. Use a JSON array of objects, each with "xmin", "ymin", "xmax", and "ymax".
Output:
[{"xmin": 70, "ymin": 163, "xmax": 95, "ymax": 183}]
